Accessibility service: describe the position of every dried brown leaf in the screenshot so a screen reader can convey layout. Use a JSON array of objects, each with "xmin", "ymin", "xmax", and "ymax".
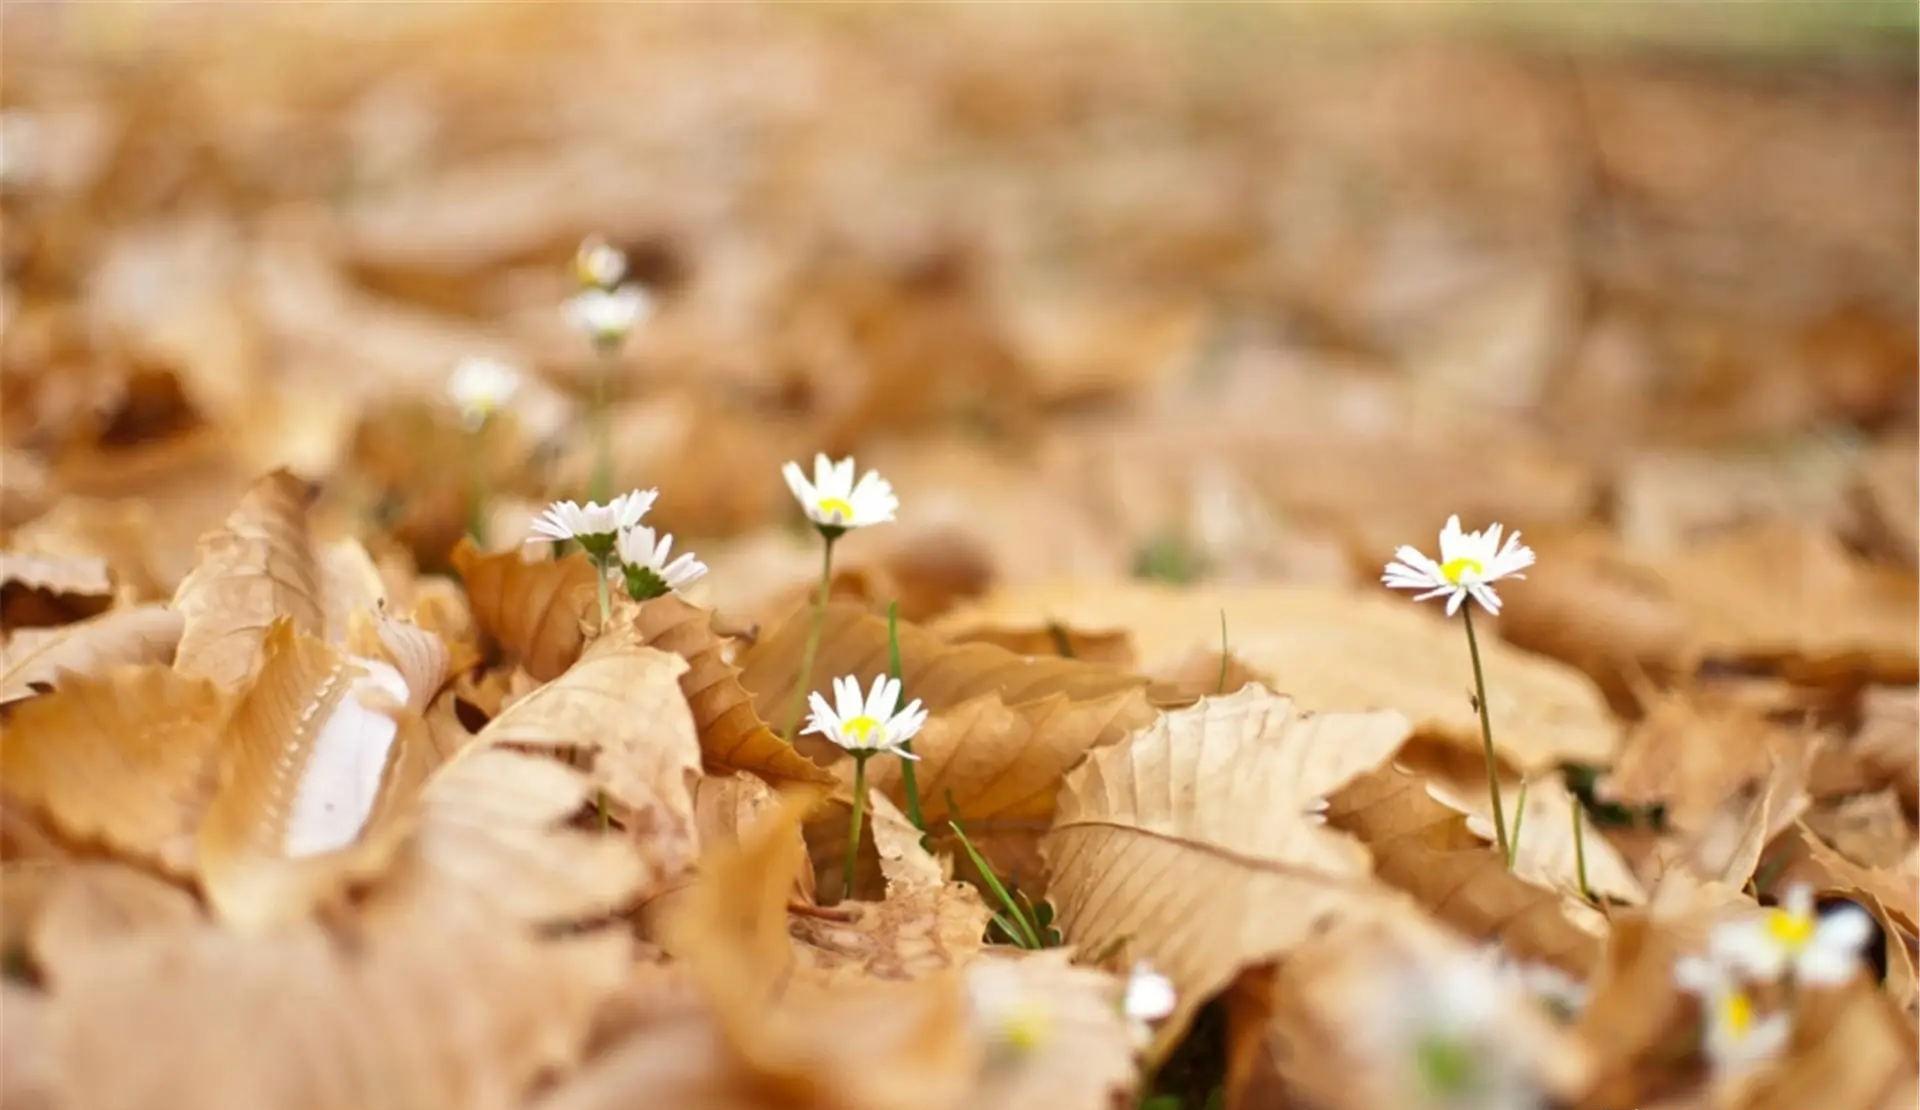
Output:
[
  {"xmin": 1042, "ymin": 685, "xmax": 1412, "ymax": 1047},
  {"xmin": 1327, "ymin": 764, "xmax": 1606, "ymax": 972},
  {"xmin": 0, "ymin": 665, "xmax": 228, "ymax": 873},
  {"xmin": 450, "ymin": 538, "xmax": 597, "ymax": 682},
  {"xmin": 942, "ymin": 581, "xmax": 1620, "ymax": 773},
  {"xmin": 40, "ymin": 909, "xmax": 629, "ymax": 1110},
  {"xmin": 475, "ymin": 630, "xmax": 702, "ymax": 880},
  {"xmin": 627, "ymin": 593, "xmax": 834, "ymax": 785},
  {"xmin": 0, "ymin": 604, "xmax": 182, "ymax": 705}
]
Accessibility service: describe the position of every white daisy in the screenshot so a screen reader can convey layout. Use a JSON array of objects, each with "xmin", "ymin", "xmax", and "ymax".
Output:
[
  {"xmin": 782, "ymin": 453, "xmax": 898, "ymax": 534},
  {"xmin": 615, "ymin": 525, "xmax": 707, "ymax": 600},
  {"xmin": 447, "ymin": 355, "xmax": 523, "ymax": 429},
  {"xmin": 803, "ymin": 674, "xmax": 926, "ymax": 759},
  {"xmin": 1368, "ymin": 955, "xmax": 1542, "ymax": 1110},
  {"xmin": 566, "ymin": 284, "xmax": 651, "ymax": 350},
  {"xmin": 573, "ymin": 234, "xmax": 627, "ymax": 290},
  {"xmin": 1709, "ymin": 885, "xmax": 1874, "ymax": 988},
  {"xmin": 1675, "ymin": 956, "xmax": 1791, "ymax": 1075},
  {"xmin": 526, "ymin": 490, "xmax": 657, "ymax": 557},
  {"xmin": 1382, "ymin": 515, "xmax": 1536, "ymax": 617},
  {"xmin": 966, "ymin": 959, "xmax": 1053, "ymax": 1058}
]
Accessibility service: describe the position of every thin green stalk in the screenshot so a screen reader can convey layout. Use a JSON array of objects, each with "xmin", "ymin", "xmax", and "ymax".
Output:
[
  {"xmin": 1216, "ymin": 608, "xmax": 1229, "ymax": 694},
  {"xmin": 888, "ymin": 601, "xmax": 926, "ymax": 833},
  {"xmin": 590, "ymin": 348, "xmax": 612, "ymax": 504},
  {"xmin": 949, "ymin": 817, "xmax": 1042, "ymax": 949},
  {"xmin": 1506, "ymin": 777, "xmax": 1530, "ymax": 868},
  {"xmin": 593, "ymin": 557, "xmax": 612, "ymax": 631},
  {"xmin": 1460, "ymin": 605, "xmax": 1511, "ymax": 863},
  {"xmin": 781, "ymin": 531, "xmax": 837, "ymax": 739},
  {"xmin": 842, "ymin": 753, "xmax": 871, "ymax": 903},
  {"xmin": 1572, "ymin": 793, "xmax": 1593, "ymax": 902},
  {"xmin": 466, "ymin": 427, "xmax": 489, "ymax": 545}
]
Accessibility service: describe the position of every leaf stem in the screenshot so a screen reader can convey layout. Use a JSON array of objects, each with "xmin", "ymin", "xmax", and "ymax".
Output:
[
  {"xmin": 1460, "ymin": 605, "xmax": 1511, "ymax": 863},
  {"xmin": 888, "ymin": 601, "xmax": 926, "ymax": 833},
  {"xmin": 842, "ymin": 752, "xmax": 870, "ymax": 903},
  {"xmin": 781, "ymin": 530, "xmax": 837, "ymax": 739}
]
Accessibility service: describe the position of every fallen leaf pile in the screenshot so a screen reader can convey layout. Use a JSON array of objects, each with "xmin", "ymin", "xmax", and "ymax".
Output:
[{"xmin": 2, "ymin": 7, "xmax": 1915, "ymax": 1109}]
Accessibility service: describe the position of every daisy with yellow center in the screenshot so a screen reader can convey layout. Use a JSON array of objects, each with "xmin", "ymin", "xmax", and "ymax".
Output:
[
  {"xmin": 1381, "ymin": 517, "xmax": 1541, "ymax": 872},
  {"xmin": 1711, "ymin": 884, "xmax": 1873, "ymax": 987},
  {"xmin": 1675, "ymin": 956, "xmax": 1791, "ymax": 1074},
  {"xmin": 782, "ymin": 453, "xmax": 899, "ymax": 535},
  {"xmin": 527, "ymin": 489, "xmax": 658, "ymax": 624},
  {"xmin": 778, "ymin": 454, "xmax": 899, "ymax": 740},
  {"xmin": 966, "ymin": 959, "xmax": 1056, "ymax": 1061},
  {"xmin": 806, "ymin": 673, "xmax": 926, "ymax": 902}
]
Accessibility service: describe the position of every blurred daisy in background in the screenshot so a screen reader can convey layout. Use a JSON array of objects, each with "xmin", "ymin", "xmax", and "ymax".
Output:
[
  {"xmin": 1710, "ymin": 885, "xmax": 1873, "ymax": 987},
  {"xmin": 567, "ymin": 284, "xmax": 651, "ymax": 352},
  {"xmin": 573, "ymin": 233, "xmax": 627, "ymax": 289},
  {"xmin": 1675, "ymin": 956, "xmax": 1791, "ymax": 1075},
  {"xmin": 447, "ymin": 355, "xmax": 523, "ymax": 430}
]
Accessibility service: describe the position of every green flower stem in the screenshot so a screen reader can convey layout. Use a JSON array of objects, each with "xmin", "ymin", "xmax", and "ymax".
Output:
[
  {"xmin": 781, "ymin": 530, "xmax": 838, "ymax": 740},
  {"xmin": 1460, "ymin": 605, "xmax": 1511, "ymax": 863},
  {"xmin": 594, "ymin": 556, "xmax": 612, "ymax": 631},
  {"xmin": 1572, "ymin": 791, "xmax": 1593, "ymax": 902},
  {"xmin": 590, "ymin": 344, "xmax": 614, "ymax": 504},
  {"xmin": 466, "ymin": 425, "xmax": 489, "ymax": 545},
  {"xmin": 842, "ymin": 752, "xmax": 872, "ymax": 903},
  {"xmin": 888, "ymin": 601, "xmax": 927, "ymax": 833},
  {"xmin": 1506, "ymin": 777, "xmax": 1530, "ymax": 868}
]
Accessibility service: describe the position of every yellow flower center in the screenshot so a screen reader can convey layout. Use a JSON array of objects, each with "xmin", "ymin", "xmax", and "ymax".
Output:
[
  {"xmin": 1719, "ymin": 990, "xmax": 1755, "ymax": 1036},
  {"xmin": 1440, "ymin": 556, "xmax": 1484, "ymax": 584},
  {"xmin": 1002, "ymin": 1001, "xmax": 1053, "ymax": 1053},
  {"xmin": 1765, "ymin": 908, "xmax": 1815, "ymax": 950},
  {"xmin": 841, "ymin": 714, "xmax": 883, "ymax": 747},
  {"xmin": 817, "ymin": 496, "xmax": 855, "ymax": 522}
]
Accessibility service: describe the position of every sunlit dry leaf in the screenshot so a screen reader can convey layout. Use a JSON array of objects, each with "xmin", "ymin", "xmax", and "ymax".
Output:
[
  {"xmin": 1661, "ymin": 520, "xmax": 1918, "ymax": 684},
  {"xmin": 946, "ymin": 622, "xmax": 1136, "ymax": 666},
  {"xmin": 1805, "ymin": 790, "xmax": 1911, "ymax": 871},
  {"xmin": 1042, "ymin": 685, "xmax": 1411, "ymax": 1047},
  {"xmin": 861, "ymin": 687, "xmax": 1155, "ymax": 892},
  {"xmin": 0, "ymin": 551, "xmax": 113, "ymax": 600},
  {"xmin": 196, "ymin": 621, "xmax": 413, "ymax": 928},
  {"xmin": 1327, "ymin": 765, "xmax": 1606, "ymax": 972},
  {"xmin": 1739, "ymin": 981, "xmax": 1919, "ymax": 1110},
  {"xmin": 0, "ymin": 665, "xmax": 228, "ymax": 873},
  {"xmin": 7, "ymin": 496, "xmax": 178, "ymax": 599},
  {"xmin": 40, "ymin": 908, "xmax": 630, "ymax": 1110},
  {"xmin": 627, "ymin": 593, "xmax": 834, "ymax": 786},
  {"xmin": 8, "ymin": 861, "xmax": 202, "ymax": 986},
  {"xmin": 365, "ymin": 748, "xmax": 647, "ymax": 928},
  {"xmin": 791, "ymin": 793, "xmax": 990, "ymax": 984},
  {"xmin": 450, "ymin": 538, "xmax": 597, "ymax": 681},
  {"xmin": 743, "ymin": 600, "xmax": 1149, "ymax": 745},
  {"xmin": 0, "ymin": 603, "xmax": 182, "ymax": 705},
  {"xmin": 476, "ymin": 630, "xmax": 702, "ymax": 879},
  {"xmin": 171, "ymin": 469, "xmax": 386, "ymax": 689},
  {"xmin": 943, "ymin": 581, "xmax": 1619, "ymax": 772}
]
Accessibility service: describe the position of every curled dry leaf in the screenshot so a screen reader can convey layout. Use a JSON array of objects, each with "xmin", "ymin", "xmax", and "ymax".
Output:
[
  {"xmin": 741, "ymin": 600, "xmax": 1150, "ymax": 762},
  {"xmin": 40, "ymin": 908, "xmax": 630, "ymax": 1110},
  {"xmin": 171, "ymin": 469, "xmax": 388, "ymax": 690},
  {"xmin": 1326, "ymin": 765, "xmax": 1607, "ymax": 972},
  {"xmin": 790, "ymin": 793, "xmax": 990, "ymax": 985},
  {"xmin": 364, "ymin": 748, "xmax": 648, "ymax": 929},
  {"xmin": 941, "ymin": 581, "xmax": 1619, "ymax": 773},
  {"xmin": 0, "ymin": 664, "xmax": 229, "ymax": 874},
  {"xmin": 1042, "ymin": 685, "xmax": 1412, "ymax": 1047},
  {"xmin": 475, "ymin": 630, "xmax": 703, "ymax": 880},
  {"xmin": 627, "ymin": 593, "xmax": 834, "ymax": 785},
  {"xmin": 0, "ymin": 603, "xmax": 182, "ymax": 705},
  {"xmin": 450, "ymin": 538, "xmax": 597, "ymax": 682},
  {"xmin": 196, "ymin": 621, "xmax": 418, "ymax": 929},
  {"xmin": 862, "ymin": 687, "xmax": 1156, "ymax": 893},
  {"xmin": 8, "ymin": 861, "xmax": 203, "ymax": 986}
]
